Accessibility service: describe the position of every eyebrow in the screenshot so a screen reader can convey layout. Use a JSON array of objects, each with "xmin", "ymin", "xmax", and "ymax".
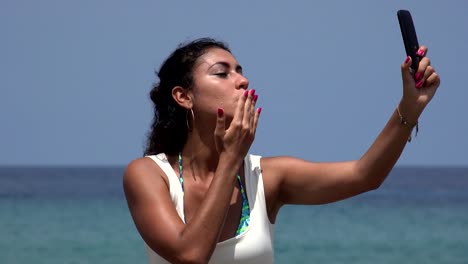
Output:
[{"xmin": 209, "ymin": 61, "xmax": 243, "ymax": 73}]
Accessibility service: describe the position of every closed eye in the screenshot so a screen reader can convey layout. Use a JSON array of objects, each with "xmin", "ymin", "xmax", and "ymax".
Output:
[
  {"xmin": 214, "ymin": 72, "xmax": 228, "ymax": 78},
  {"xmin": 209, "ymin": 62, "xmax": 243, "ymax": 78}
]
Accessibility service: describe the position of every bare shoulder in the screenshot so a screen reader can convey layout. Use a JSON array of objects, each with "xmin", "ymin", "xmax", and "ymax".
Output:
[
  {"xmin": 123, "ymin": 157, "xmax": 188, "ymax": 260},
  {"xmin": 123, "ymin": 157, "xmax": 170, "ymax": 201}
]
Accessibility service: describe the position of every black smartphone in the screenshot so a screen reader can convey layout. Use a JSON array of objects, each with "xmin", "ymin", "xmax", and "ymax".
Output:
[{"xmin": 397, "ymin": 10, "xmax": 420, "ymax": 72}]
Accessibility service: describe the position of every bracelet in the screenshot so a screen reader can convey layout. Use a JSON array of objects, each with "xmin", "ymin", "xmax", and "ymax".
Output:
[{"xmin": 396, "ymin": 106, "xmax": 419, "ymax": 142}]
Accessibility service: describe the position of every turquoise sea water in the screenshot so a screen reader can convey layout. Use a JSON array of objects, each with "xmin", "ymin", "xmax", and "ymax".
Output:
[{"xmin": 1, "ymin": 167, "xmax": 467, "ymax": 263}]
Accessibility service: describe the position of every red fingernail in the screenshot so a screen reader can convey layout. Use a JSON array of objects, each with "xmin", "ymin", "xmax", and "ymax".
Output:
[
  {"xmin": 253, "ymin": 95, "xmax": 258, "ymax": 102},
  {"xmin": 405, "ymin": 56, "xmax": 411, "ymax": 64},
  {"xmin": 244, "ymin": 90, "xmax": 248, "ymax": 97},
  {"xmin": 417, "ymin": 49, "xmax": 424, "ymax": 56},
  {"xmin": 257, "ymin": 107, "xmax": 262, "ymax": 114},
  {"xmin": 416, "ymin": 80, "xmax": 423, "ymax": 89},
  {"xmin": 250, "ymin": 89, "xmax": 256, "ymax": 96},
  {"xmin": 217, "ymin": 108, "xmax": 224, "ymax": 117},
  {"xmin": 415, "ymin": 72, "xmax": 422, "ymax": 81}
]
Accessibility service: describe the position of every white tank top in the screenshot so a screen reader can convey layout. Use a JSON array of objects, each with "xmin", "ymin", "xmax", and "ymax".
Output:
[{"xmin": 144, "ymin": 153, "xmax": 275, "ymax": 264}]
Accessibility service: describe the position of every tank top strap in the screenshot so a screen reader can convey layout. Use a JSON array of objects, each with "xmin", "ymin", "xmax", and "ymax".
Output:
[
  {"xmin": 244, "ymin": 154, "xmax": 264, "ymax": 205},
  {"xmin": 145, "ymin": 153, "xmax": 185, "ymax": 222}
]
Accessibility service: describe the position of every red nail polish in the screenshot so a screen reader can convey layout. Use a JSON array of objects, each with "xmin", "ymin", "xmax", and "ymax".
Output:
[
  {"xmin": 253, "ymin": 95, "xmax": 258, "ymax": 102},
  {"xmin": 417, "ymin": 49, "xmax": 424, "ymax": 56},
  {"xmin": 415, "ymin": 72, "xmax": 422, "ymax": 81},
  {"xmin": 257, "ymin": 107, "xmax": 262, "ymax": 114},
  {"xmin": 416, "ymin": 80, "xmax": 423, "ymax": 89},
  {"xmin": 405, "ymin": 56, "xmax": 411, "ymax": 64},
  {"xmin": 218, "ymin": 108, "xmax": 224, "ymax": 117},
  {"xmin": 250, "ymin": 89, "xmax": 256, "ymax": 96},
  {"xmin": 244, "ymin": 90, "xmax": 248, "ymax": 97}
]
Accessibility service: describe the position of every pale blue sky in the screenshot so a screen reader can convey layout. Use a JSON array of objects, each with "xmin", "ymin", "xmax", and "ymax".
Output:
[{"xmin": 1, "ymin": 1, "xmax": 467, "ymax": 166}]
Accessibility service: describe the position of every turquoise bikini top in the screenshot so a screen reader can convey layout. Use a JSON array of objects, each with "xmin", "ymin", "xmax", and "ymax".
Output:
[{"xmin": 178, "ymin": 153, "xmax": 250, "ymax": 235}]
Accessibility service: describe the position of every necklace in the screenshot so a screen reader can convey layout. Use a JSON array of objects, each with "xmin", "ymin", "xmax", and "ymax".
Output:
[{"xmin": 178, "ymin": 153, "xmax": 250, "ymax": 236}]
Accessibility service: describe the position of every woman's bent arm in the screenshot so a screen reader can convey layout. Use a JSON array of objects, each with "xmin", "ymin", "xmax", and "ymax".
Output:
[{"xmin": 124, "ymin": 152, "xmax": 240, "ymax": 264}]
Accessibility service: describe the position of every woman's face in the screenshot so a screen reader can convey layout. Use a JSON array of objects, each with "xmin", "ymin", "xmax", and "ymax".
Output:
[{"xmin": 190, "ymin": 47, "xmax": 249, "ymax": 120}]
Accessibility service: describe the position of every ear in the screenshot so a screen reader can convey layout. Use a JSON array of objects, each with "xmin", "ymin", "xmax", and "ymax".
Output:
[{"xmin": 172, "ymin": 86, "xmax": 193, "ymax": 109}]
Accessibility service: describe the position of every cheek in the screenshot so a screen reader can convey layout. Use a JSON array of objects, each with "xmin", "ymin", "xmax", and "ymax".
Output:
[
  {"xmin": 204, "ymin": 98, "xmax": 236, "ymax": 118},
  {"xmin": 216, "ymin": 98, "xmax": 238, "ymax": 118},
  {"xmin": 211, "ymin": 96, "xmax": 224, "ymax": 113},
  {"xmin": 222, "ymin": 97, "xmax": 240, "ymax": 118},
  {"xmin": 207, "ymin": 92, "xmax": 229, "ymax": 108},
  {"xmin": 192, "ymin": 85, "xmax": 238, "ymax": 115},
  {"xmin": 196, "ymin": 94, "xmax": 224, "ymax": 115}
]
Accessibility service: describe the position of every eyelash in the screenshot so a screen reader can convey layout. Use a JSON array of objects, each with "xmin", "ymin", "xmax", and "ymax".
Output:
[
  {"xmin": 213, "ymin": 71, "xmax": 244, "ymax": 78},
  {"xmin": 214, "ymin": 72, "xmax": 228, "ymax": 78}
]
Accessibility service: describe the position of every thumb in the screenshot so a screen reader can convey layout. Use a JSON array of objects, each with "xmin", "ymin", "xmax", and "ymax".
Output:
[
  {"xmin": 214, "ymin": 108, "xmax": 225, "ymax": 152},
  {"xmin": 401, "ymin": 56, "xmax": 415, "ymax": 85}
]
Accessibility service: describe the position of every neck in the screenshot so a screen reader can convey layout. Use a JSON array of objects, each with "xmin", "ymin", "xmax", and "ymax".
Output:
[{"xmin": 178, "ymin": 125, "xmax": 221, "ymax": 181}]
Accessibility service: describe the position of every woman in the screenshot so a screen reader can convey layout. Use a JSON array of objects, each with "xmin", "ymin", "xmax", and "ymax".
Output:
[{"xmin": 123, "ymin": 38, "xmax": 440, "ymax": 264}]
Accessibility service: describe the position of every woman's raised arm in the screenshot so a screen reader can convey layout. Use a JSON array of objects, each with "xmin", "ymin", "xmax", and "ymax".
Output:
[{"xmin": 262, "ymin": 46, "xmax": 440, "ymax": 221}]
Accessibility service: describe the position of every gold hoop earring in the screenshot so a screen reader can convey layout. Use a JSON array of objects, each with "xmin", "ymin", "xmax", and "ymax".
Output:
[{"xmin": 186, "ymin": 109, "xmax": 195, "ymax": 132}]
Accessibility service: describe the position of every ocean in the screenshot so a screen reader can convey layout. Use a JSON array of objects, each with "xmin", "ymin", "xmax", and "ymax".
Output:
[{"xmin": 1, "ymin": 167, "xmax": 467, "ymax": 264}]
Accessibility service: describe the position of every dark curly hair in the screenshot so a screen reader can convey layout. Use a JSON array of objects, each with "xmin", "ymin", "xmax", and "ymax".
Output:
[{"xmin": 145, "ymin": 38, "xmax": 231, "ymax": 156}]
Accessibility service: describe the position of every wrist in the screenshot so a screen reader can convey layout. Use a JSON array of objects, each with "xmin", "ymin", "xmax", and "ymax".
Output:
[
  {"xmin": 398, "ymin": 100, "xmax": 423, "ymax": 125},
  {"xmin": 218, "ymin": 151, "xmax": 244, "ymax": 172},
  {"xmin": 396, "ymin": 101, "xmax": 420, "ymax": 143}
]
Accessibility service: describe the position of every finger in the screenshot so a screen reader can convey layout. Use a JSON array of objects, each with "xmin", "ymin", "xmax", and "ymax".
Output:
[
  {"xmin": 416, "ymin": 45, "xmax": 428, "ymax": 58},
  {"xmin": 232, "ymin": 90, "xmax": 248, "ymax": 125},
  {"xmin": 242, "ymin": 89, "xmax": 255, "ymax": 128},
  {"xmin": 250, "ymin": 94, "xmax": 258, "ymax": 128},
  {"xmin": 252, "ymin": 107, "xmax": 262, "ymax": 136},
  {"xmin": 423, "ymin": 71, "xmax": 440, "ymax": 89},
  {"xmin": 401, "ymin": 56, "xmax": 415, "ymax": 86},
  {"xmin": 415, "ymin": 56, "xmax": 431, "ymax": 79},
  {"xmin": 415, "ymin": 57, "xmax": 432, "ymax": 88},
  {"xmin": 214, "ymin": 108, "xmax": 225, "ymax": 152},
  {"xmin": 214, "ymin": 108, "xmax": 225, "ymax": 135},
  {"xmin": 420, "ymin": 66, "xmax": 435, "ymax": 87}
]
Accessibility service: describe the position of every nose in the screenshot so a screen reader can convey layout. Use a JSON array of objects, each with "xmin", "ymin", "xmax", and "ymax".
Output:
[{"xmin": 236, "ymin": 74, "xmax": 249, "ymax": 90}]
